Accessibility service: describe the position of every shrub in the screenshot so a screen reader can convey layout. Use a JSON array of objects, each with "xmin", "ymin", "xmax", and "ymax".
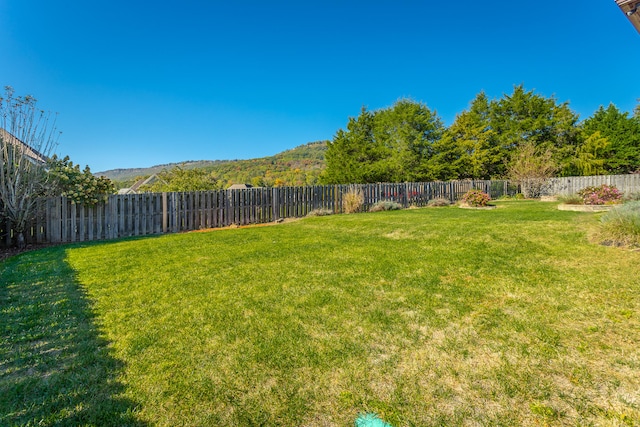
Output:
[
  {"xmin": 369, "ymin": 200, "xmax": 402, "ymax": 212},
  {"xmin": 624, "ymin": 192, "xmax": 640, "ymax": 202},
  {"xmin": 461, "ymin": 189, "xmax": 491, "ymax": 207},
  {"xmin": 599, "ymin": 201, "xmax": 640, "ymax": 247},
  {"xmin": 307, "ymin": 208, "xmax": 333, "ymax": 217},
  {"xmin": 557, "ymin": 194, "xmax": 584, "ymax": 205},
  {"xmin": 514, "ymin": 193, "xmax": 525, "ymax": 200},
  {"xmin": 48, "ymin": 155, "xmax": 115, "ymax": 205},
  {"xmin": 342, "ymin": 186, "xmax": 364, "ymax": 214},
  {"xmin": 577, "ymin": 184, "xmax": 623, "ymax": 205},
  {"xmin": 427, "ymin": 198, "xmax": 451, "ymax": 207}
]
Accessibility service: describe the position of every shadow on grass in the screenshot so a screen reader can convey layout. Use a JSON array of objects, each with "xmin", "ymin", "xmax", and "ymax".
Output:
[{"xmin": 0, "ymin": 247, "xmax": 146, "ymax": 426}]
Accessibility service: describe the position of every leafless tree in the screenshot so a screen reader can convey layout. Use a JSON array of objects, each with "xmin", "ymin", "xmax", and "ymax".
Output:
[
  {"xmin": 508, "ymin": 142, "xmax": 557, "ymax": 199},
  {"xmin": 0, "ymin": 86, "xmax": 59, "ymax": 248}
]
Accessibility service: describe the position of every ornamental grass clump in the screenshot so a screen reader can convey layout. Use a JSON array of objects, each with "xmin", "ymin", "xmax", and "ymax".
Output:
[
  {"xmin": 599, "ymin": 201, "xmax": 640, "ymax": 247},
  {"xmin": 342, "ymin": 186, "xmax": 364, "ymax": 214},
  {"xmin": 577, "ymin": 184, "xmax": 622, "ymax": 205},
  {"xmin": 461, "ymin": 189, "xmax": 491, "ymax": 207},
  {"xmin": 427, "ymin": 197, "xmax": 451, "ymax": 207},
  {"xmin": 307, "ymin": 208, "xmax": 333, "ymax": 217},
  {"xmin": 369, "ymin": 200, "xmax": 402, "ymax": 212},
  {"xmin": 624, "ymin": 192, "xmax": 640, "ymax": 202}
]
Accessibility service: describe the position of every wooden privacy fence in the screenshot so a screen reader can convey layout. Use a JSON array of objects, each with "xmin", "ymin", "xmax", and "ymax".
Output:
[
  {"xmin": 5, "ymin": 174, "xmax": 639, "ymax": 247},
  {"xmin": 545, "ymin": 174, "xmax": 640, "ymax": 196},
  {"xmin": 1, "ymin": 179, "xmax": 518, "ymax": 247}
]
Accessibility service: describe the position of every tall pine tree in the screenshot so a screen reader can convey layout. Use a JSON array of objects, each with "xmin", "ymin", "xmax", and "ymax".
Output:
[
  {"xmin": 581, "ymin": 104, "xmax": 640, "ymax": 174},
  {"xmin": 321, "ymin": 100, "xmax": 443, "ymax": 184}
]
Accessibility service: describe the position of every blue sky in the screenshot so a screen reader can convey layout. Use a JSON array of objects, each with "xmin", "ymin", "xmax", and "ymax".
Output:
[{"xmin": 1, "ymin": 0, "xmax": 638, "ymax": 172}]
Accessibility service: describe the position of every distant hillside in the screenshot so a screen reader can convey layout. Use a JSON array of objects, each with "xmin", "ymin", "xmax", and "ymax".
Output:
[
  {"xmin": 97, "ymin": 160, "xmax": 226, "ymax": 182},
  {"xmin": 101, "ymin": 141, "xmax": 328, "ymax": 188}
]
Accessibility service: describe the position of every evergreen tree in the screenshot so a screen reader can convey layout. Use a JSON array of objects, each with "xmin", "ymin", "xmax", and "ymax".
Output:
[
  {"xmin": 321, "ymin": 100, "xmax": 443, "ymax": 184},
  {"xmin": 430, "ymin": 92, "xmax": 501, "ymax": 180},
  {"xmin": 321, "ymin": 107, "xmax": 380, "ymax": 184},
  {"xmin": 581, "ymin": 104, "xmax": 640, "ymax": 174},
  {"xmin": 563, "ymin": 131, "xmax": 609, "ymax": 176},
  {"xmin": 373, "ymin": 99, "xmax": 444, "ymax": 182}
]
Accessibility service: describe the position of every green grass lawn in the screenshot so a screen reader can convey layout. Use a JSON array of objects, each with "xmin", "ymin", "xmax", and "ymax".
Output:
[{"xmin": 2, "ymin": 201, "xmax": 639, "ymax": 426}]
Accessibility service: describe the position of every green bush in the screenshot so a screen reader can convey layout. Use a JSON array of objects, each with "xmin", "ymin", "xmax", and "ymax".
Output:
[
  {"xmin": 461, "ymin": 189, "xmax": 491, "ymax": 207},
  {"xmin": 369, "ymin": 200, "xmax": 403, "ymax": 212},
  {"xmin": 599, "ymin": 201, "xmax": 640, "ymax": 247},
  {"xmin": 48, "ymin": 155, "xmax": 115, "ymax": 205}
]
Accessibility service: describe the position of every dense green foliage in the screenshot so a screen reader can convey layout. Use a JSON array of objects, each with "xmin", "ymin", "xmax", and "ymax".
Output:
[
  {"xmin": 489, "ymin": 86, "xmax": 579, "ymax": 174},
  {"xmin": 321, "ymin": 100, "xmax": 444, "ymax": 184},
  {"xmin": 322, "ymin": 86, "xmax": 639, "ymax": 184},
  {"xmin": 580, "ymin": 104, "xmax": 640, "ymax": 175},
  {"xmin": 48, "ymin": 155, "xmax": 115, "ymax": 204},
  {"xmin": 428, "ymin": 92, "xmax": 500, "ymax": 180},
  {"xmin": 3, "ymin": 202, "xmax": 639, "ymax": 425}
]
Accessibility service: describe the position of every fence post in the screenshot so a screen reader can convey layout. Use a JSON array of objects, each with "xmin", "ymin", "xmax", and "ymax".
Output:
[
  {"xmin": 403, "ymin": 182, "xmax": 409, "ymax": 207},
  {"xmin": 272, "ymin": 187, "xmax": 279, "ymax": 221},
  {"xmin": 162, "ymin": 192, "xmax": 168, "ymax": 234}
]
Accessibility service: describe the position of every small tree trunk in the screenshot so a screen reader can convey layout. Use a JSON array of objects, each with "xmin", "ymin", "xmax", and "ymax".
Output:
[{"xmin": 16, "ymin": 232, "xmax": 26, "ymax": 249}]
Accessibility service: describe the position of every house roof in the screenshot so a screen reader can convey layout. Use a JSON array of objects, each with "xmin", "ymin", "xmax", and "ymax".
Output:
[
  {"xmin": 117, "ymin": 174, "xmax": 167, "ymax": 194},
  {"xmin": 616, "ymin": 0, "xmax": 640, "ymax": 34},
  {"xmin": 227, "ymin": 183, "xmax": 253, "ymax": 190},
  {"xmin": 0, "ymin": 128, "xmax": 48, "ymax": 164},
  {"xmin": 130, "ymin": 174, "xmax": 164, "ymax": 192}
]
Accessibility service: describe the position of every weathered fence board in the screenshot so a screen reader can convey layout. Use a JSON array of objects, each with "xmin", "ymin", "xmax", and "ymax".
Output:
[{"xmin": 1, "ymin": 175, "xmax": 638, "ymax": 248}]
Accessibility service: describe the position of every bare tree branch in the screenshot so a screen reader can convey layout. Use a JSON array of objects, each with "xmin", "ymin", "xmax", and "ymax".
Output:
[{"xmin": 0, "ymin": 86, "xmax": 59, "ymax": 247}]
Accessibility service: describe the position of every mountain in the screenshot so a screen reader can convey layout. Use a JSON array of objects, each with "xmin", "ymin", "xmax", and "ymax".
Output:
[
  {"xmin": 99, "ymin": 141, "xmax": 328, "ymax": 188},
  {"xmin": 96, "ymin": 160, "xmax": 225, "ymax": 182}
]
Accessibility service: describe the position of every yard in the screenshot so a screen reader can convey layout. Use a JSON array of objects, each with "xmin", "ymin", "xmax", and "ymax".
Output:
[{"xmin": 1, "ymin": 201, "xmax": 639, "ymax": 426}]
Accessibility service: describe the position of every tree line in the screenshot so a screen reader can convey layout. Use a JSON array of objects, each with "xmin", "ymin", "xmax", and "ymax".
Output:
[
  {"xmin": 3, "ymin": 84, "xmax": 639, "ymax": 247},
  {"xmin": 319, "ymin": 85, "xmax": 640, "ymax": 185}
]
